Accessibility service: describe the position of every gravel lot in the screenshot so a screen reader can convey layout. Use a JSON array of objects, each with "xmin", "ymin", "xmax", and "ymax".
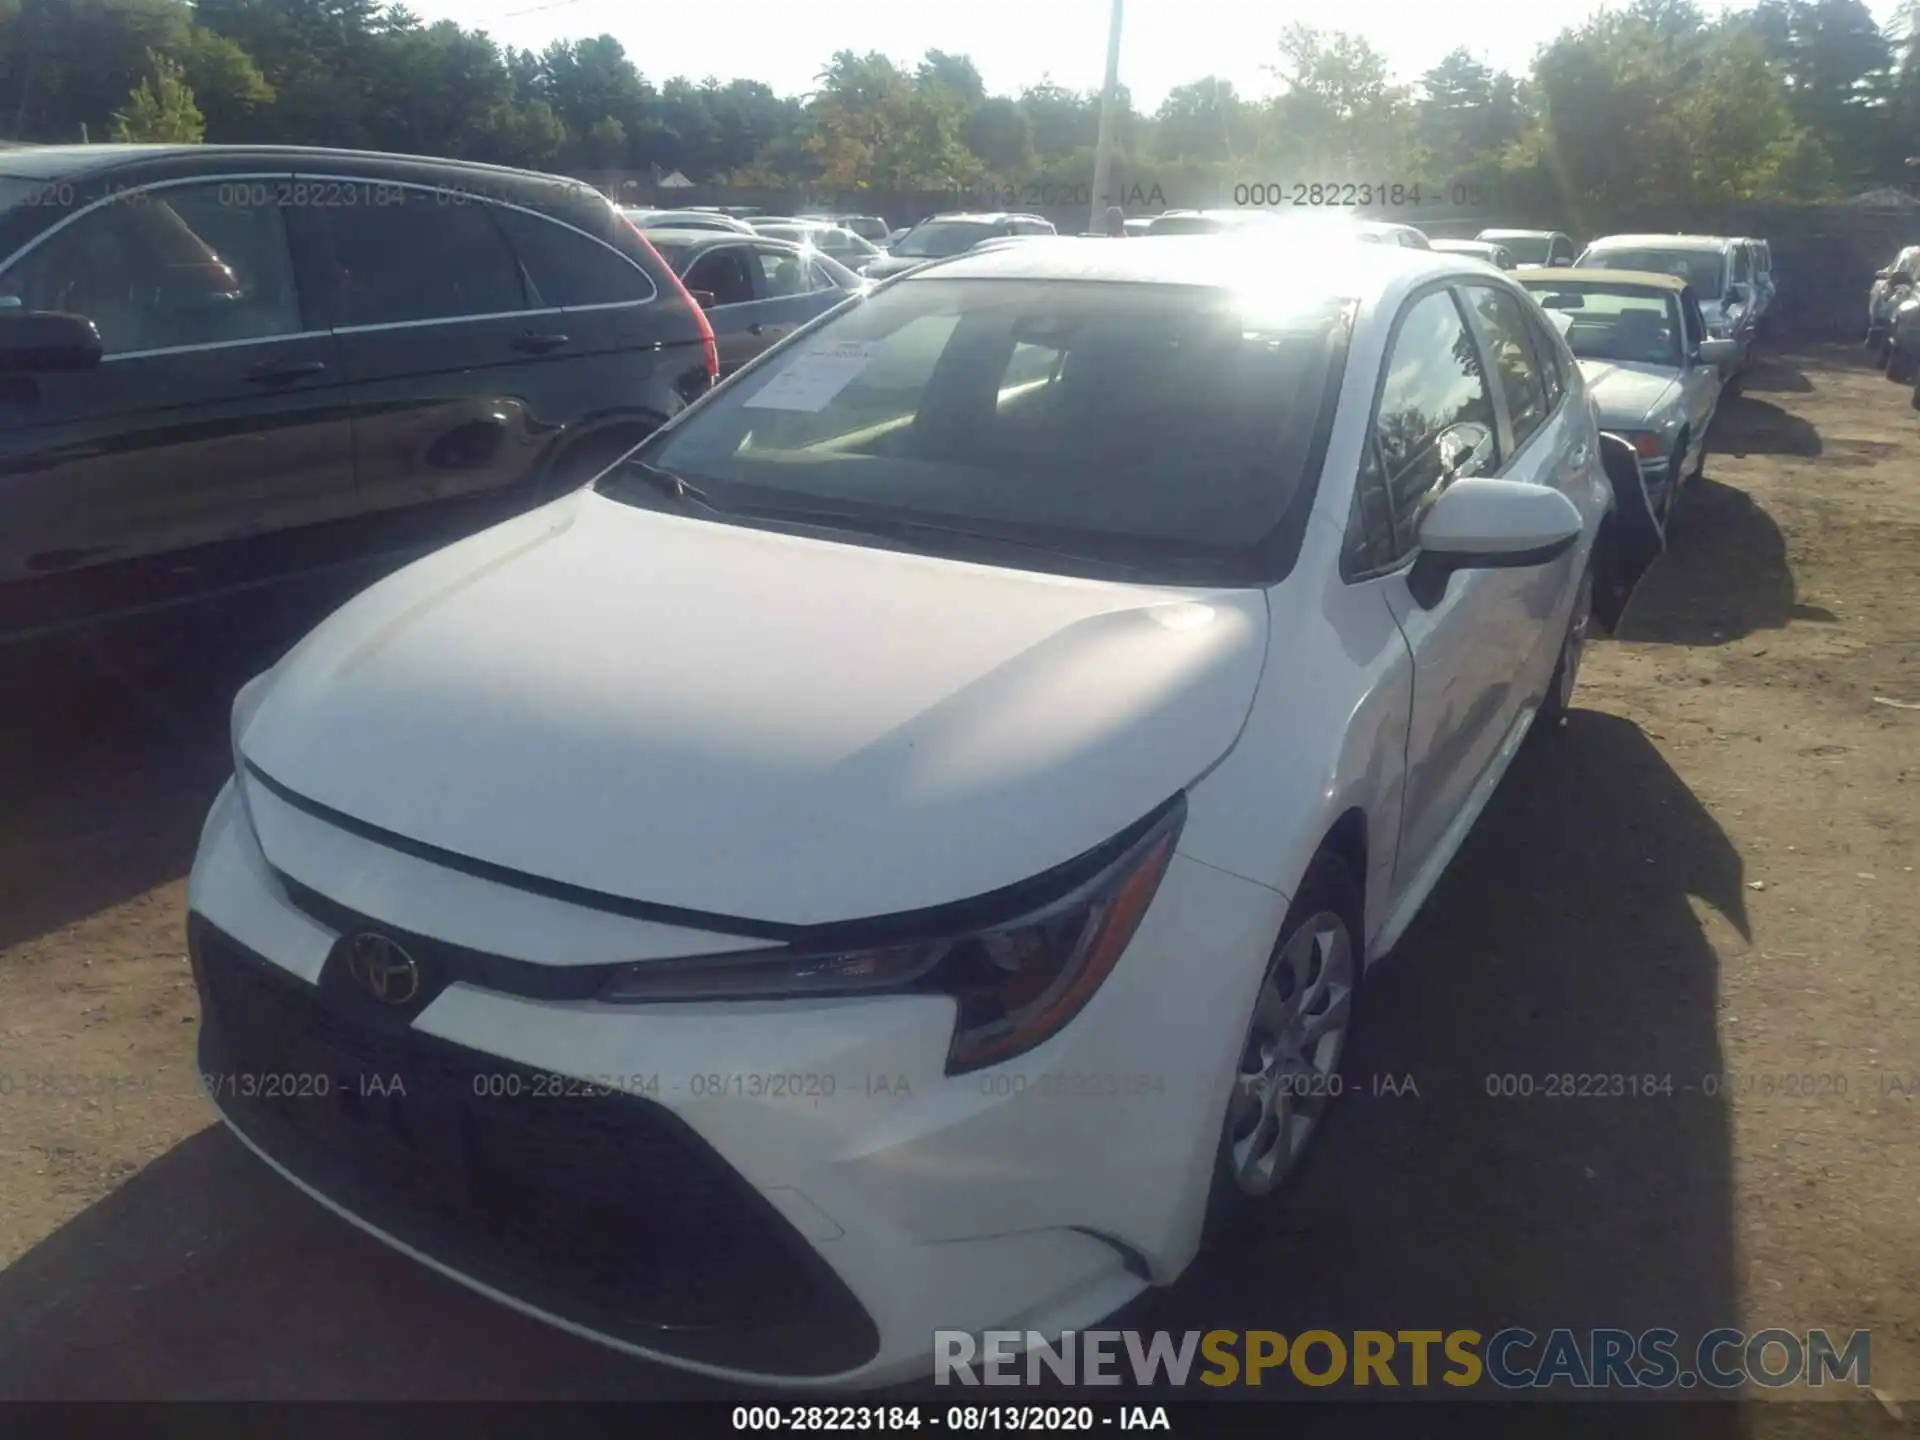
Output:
[{"xmin": 0, "ymin": 345, "xmax": 1914, "ymax": 1432}]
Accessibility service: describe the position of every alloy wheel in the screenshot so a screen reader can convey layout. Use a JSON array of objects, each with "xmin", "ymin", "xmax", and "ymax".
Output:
[{"xmin": 1227, "ymin": 912, "xmax": 1355, "ymax": 1197}]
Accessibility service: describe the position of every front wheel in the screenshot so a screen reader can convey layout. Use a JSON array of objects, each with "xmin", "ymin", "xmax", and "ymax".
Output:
[
  {"xmin": 1203, "ymin": 854, "xmax": 1361, "ymax": 1238},
  {"xmin": 1890, "ymin": 347, "xmax": 1918, "ymax": 385},
  {"xmin": 1538, "ymin": 566, "xmax": 1594, "ymax": 728}
]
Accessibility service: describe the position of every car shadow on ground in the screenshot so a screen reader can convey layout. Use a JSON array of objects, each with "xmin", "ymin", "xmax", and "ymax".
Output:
[
  {"xmin": 1715, "ymin": 395, "xmax": 1822, "ymax": 458},
  {"xmin": 1079, "ymin": 712, "xmax": 1748, "ymax": 1437},
  {"xmin": 0, "ymin": 582, "xmax": 357, "ymax": 955},
  {"xmin": 1738, "ymin": 354, "xmax": 1814, "ymax": 395},
  {"xmin": 1615, "ymin": 479, "xmax": 1835, "ymax": 647}
]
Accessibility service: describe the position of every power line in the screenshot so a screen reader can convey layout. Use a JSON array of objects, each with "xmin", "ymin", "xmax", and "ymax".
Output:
[{"xmin": 499, "ymin": 0, "xmax": 594, "ymax": 17}]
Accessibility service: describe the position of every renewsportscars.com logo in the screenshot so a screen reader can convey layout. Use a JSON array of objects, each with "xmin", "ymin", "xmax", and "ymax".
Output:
[{"xmin": 934, "ymin": 1327, "xmax": 1871, "ymax": 1391}]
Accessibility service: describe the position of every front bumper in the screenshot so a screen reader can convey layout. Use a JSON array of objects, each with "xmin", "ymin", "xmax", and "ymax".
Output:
[{"xmin": 186, "ymin": 776, "xmax": 1284, "ymax": 1387}]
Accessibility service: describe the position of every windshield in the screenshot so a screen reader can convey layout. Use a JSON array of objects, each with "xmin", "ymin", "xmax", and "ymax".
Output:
[
  {"xmin": 1583, "ymin": 248, "xmax": 1725, "ymax": 298},
  {"xmin": 1523, "ymin": 283, "xmax": 1682, "ymax": 368},
  {"xmin": 607, "ymin": 277, "xmax": 1352, "ymax": 583},
  {"xmin": 1482, "ymin": 233, "xmax": 1551, "ymax": 264},
  {"xmin": 892, "ymin": 221, "xmax": 997, "ymax": 257}
]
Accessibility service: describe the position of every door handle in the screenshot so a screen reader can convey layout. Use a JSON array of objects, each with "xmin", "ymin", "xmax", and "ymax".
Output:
[
  {"xmin": 512, "ymin": 332, "xmax": 570, "ymax": 354},
  {"xmin": 245, "ymin": 358, "xmax": 327, "ymax": 383}
]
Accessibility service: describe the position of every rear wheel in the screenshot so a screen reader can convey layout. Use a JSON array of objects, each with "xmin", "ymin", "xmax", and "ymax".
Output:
[
  {"xmin": 1203, "ymin": 853, "xmax": 1362, "ymax": 1239},
  {"xmin": 1890, "ymin": 347, "xmax": 1917, "ymax": 385}
]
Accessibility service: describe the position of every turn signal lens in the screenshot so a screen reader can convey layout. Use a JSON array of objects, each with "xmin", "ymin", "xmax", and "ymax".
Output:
[{"xmin": 1620, "ymin": 430, "xmax": 1667, "ymax": 460}]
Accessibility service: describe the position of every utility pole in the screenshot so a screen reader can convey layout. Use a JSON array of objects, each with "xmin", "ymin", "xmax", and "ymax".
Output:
[{"xmin": 1088, "ymin": 0, "xmax": 1125, "ymax": 233}]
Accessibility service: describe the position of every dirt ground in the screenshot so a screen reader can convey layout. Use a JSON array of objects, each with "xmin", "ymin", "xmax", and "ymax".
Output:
[{"xmin": 0, "ymin": 344, "xmax": 1915, "ymax": 1431}]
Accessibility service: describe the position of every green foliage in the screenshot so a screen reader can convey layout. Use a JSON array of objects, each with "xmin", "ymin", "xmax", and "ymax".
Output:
[
  {"xmin": 0, "ymin": 0, "xmax": 1909, "ymax": 205},
  {"xmin": 111, "ymin": 48, "xmax": 203, "ymax": 141}
]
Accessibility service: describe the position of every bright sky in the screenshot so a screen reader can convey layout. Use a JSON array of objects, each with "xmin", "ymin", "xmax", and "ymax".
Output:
[{"xmin": 411, "ymin": 0, "xmax": 1911, "ymax": 109}]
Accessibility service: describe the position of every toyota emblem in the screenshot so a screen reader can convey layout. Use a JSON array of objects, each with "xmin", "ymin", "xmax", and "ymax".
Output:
[{"xmin": 346, "ymin": 933, "xmax": 422, "ymax": 1006}]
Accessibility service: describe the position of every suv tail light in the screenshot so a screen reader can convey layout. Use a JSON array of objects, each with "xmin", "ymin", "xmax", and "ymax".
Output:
[{"xmin": 624, "ymin": 218, "xmax": 718, "ymax": 387}]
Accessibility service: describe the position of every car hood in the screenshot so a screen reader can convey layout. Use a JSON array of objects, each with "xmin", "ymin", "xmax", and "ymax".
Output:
[
  {"xmin": 1577, "ymin": 360, "xmax": 1680, "ymax": 427},
  {"xmin": 239, "ymin": 492, "xmax": 1268, "ymax": 928}
]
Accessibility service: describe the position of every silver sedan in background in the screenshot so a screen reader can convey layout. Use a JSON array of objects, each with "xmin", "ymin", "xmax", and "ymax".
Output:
[
  {"xmin": 1431, "ymin": 239, "xmax": 1517, "ymax": 269},
  {"xmin": 1518, "ymin": 267, "xmax": 1735, "ymax": 528}
]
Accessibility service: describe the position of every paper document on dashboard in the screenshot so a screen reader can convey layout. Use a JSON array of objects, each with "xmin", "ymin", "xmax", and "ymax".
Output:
[{"xmin": 742, "ymin": 341, "xmax": 880, "ymax": 411}]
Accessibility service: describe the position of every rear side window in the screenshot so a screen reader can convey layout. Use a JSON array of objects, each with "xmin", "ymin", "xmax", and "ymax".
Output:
[
  {"xmin": 1462, "ymin": 284, "xmax": 1551, "ymax": 452},
  {"xmin": 318, "ymin": 197, "xmax": 527, "ymax": 327},
  {"xmin": 683, "ymin": 247, "xmax": 755, "ymax": 307},
  {"xmin": 751, "ymin": 246, "xmax": 810, "ymax": 299},
  {"xmin": 1374, "ymin": 289, "xmax": 1497, "ymax": 559},
  {"xmin": 489, "ymin": 205, "xmax": 654, "ymax": 308}
]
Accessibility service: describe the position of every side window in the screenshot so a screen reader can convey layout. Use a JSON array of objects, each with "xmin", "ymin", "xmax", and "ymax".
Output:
[
  {"xmin": 1342, "ymin": 435, "xmax": 1399, "ymax": 579},
  {"xmin": 684, "ymin": 247, "xmax": 755, "ymax": 307},
  {"xmin": 1374, "ymin": 289, "xmax": 1497, "ymax": 560},
  {"xmin": 806, "ymin": 259, "xmax": 848, "ymax": 293},
  {"xmin": 1530, "ymin": 309, "xmax": 1565, "ymax": 409},
  {"xmin": 0, "ymin": 182, "xmax": 301, "ymax": 356},
  {"xmin": 750, "ymin": 245, "xmax": 808, "ymax": 299},
  {"xmin": 1681, "ymin": 292, "xmax": 1707, "ymax": 351},
  {"xmin": 488, "ymin": 205, "xmax": 654, "ymax": 309},
  {"xmin": 319, "ymin": 196, "xmax": 526, "ymax": 327},
  {"xmin": 1462, "ymin": 284, "xmax": 1551, "ymax": 453}
]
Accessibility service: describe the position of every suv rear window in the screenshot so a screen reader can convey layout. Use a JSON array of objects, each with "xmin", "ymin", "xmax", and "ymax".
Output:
[{"xmin": 615, "ymin": 277, "xmax": 1352, "ymax": 583}]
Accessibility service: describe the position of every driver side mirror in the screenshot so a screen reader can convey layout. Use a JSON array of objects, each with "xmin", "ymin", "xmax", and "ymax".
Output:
[
  {"xmin": 0, "ymin": 310, "xmax": 104, "ymax": 374},
  {"xmin": 1695, "ymin": 337, "xmax": 1737, "ymax": 367},
  {"xmin": 1408, "ymin": 476, "xmax": 1585, "ymax": 607},
  {"xmin": 688, "ymin": 290, "xmax": 718, "ymax": 309}
]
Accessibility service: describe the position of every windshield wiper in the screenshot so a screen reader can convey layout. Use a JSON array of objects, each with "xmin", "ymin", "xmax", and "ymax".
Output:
[
  {"xmin": 605, "ymin": 460, "xmax": 724, "ymax": 515},
  {"xmin": 728, "ymin": 501, "xmax": 1160, "ymax": 578}
]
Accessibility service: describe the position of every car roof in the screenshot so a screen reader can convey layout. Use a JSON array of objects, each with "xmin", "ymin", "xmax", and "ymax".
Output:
[
  {"xmin": 914, "ymin": 212, "xmax": 1045, "ymax": 225},
  {"xmin": 1582, "ymin": 233, "xmax": 1733, "ymax": 253},
  {"xmin": 1477, "ymin": 228, "xmax": 1564, "ymax": 239},
  {"xmin": 639, "ymin": 227, "xmax": 751, "ymax": 247},
  {"xmin": 1515, "ymin": 265, "xmax": 1687, "ymax": 291},
  {"xmin": 0, "ymin": 142, "xmax": 590, "ymax": 191},
  {"xmin": 908, "ymin": 233, "xmax": 1473, "ymax": 291}
]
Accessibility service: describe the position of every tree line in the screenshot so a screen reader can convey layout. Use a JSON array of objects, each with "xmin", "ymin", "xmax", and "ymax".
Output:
[{"xmin": 2, "ymin": 0, "xmax": 1918, "ymax": 211}]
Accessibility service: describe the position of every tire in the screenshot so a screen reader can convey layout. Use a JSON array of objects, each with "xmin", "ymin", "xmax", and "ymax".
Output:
[
  {"xmin": 1890, "ymin": 347, "xmax": 1917, "ymax": 385},
  {"xmin": 1910, "ymin": 379, "xmax": 1920, "ymax": 413},
  {"xmin": 1202, "ymin": 850, "xmax": 1363, "ymax": 1241},
  {"xmin": 1537, "ymin": 565, "xmax": 1594, "ymax": 729}
]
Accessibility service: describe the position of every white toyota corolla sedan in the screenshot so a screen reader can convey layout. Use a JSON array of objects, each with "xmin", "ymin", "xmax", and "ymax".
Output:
[{"xmin": 189, "ymin": 236, "xmax": 1651, "ymax": 1388}]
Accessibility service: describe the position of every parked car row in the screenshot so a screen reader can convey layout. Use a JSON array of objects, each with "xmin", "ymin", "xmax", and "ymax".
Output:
[{"xmin": 1862, "ymin": 244, "xmax": 1920, "ymax": 406}]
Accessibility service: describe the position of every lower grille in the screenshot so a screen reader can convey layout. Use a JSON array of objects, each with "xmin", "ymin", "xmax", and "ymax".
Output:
[{"xmin": 189, "ymin": 916, "xmax": 878, "ymax": 1376}]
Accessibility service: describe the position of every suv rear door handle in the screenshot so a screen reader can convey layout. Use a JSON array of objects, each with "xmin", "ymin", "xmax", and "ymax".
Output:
[
  {"xmin": 512, "ymin": 331, "xmax": 570, "ymax": 354},
  {"xmin": 245, "ymin": 358, "xmax": 328, "ymax": 383}
]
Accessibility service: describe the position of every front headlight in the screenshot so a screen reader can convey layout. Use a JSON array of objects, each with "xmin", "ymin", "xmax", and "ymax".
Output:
[{"xmin": 600, "ymin": 797, "xmax": 1185, "ymax": 1074}]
